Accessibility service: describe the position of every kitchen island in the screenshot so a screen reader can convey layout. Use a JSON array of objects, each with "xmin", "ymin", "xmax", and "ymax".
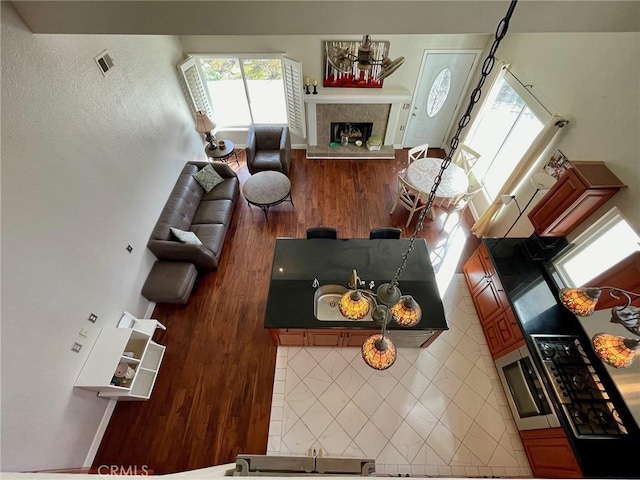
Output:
[
  {"xmin": 481, "ymin": 237, "xmax": 639, "ymax": 479},
  {"xmin": 264, "ymin": 238, "xmax": 447, "ymax": 347}
]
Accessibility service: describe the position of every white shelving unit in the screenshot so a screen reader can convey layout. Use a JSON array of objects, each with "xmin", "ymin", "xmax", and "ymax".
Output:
[{"xmin": 74, "ymin": 317, "xmax": 166, "ymax": 401}]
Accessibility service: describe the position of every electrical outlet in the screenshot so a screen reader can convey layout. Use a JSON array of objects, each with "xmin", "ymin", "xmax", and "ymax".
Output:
[
  {"xmin": 88, "ymin": 313, "xmax": 97, "ymax": 323},
  {"xmin": 126, "ymin": 245, "xmax": 133, "ymax": 253},
  {"xmin": 403, "ymin": 103, "xmax": 410, "ymax": 109},
  {"xmin": 79, "ymin": 327, "xmax": 89, "ymax": 337},
  {"xmin": 71, "ymin": 342, "xmax": 82, "ymax": 353},
  {"xmin": 400, "ymin": 125, "xmax": 405, "ymax": 131}
]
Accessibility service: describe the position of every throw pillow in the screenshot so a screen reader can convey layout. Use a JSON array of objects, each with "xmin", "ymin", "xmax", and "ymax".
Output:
[
  {"xmin": 170, "ymin": 227, "xmax": 202, "ymax": 246},
  {"xmin": 193, "ymin": 164, "xmax": 225, "ymax": 193}
]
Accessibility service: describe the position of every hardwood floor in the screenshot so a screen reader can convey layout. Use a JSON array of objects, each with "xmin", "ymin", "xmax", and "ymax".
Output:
[{"xmin": 93, "ymin": 148, "xmax": 480, "ymax": 474}]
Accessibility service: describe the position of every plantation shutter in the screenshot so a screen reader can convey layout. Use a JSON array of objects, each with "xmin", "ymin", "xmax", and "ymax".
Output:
[
  {"xmin": 282, "ymin": 57, "xmax": 306, "ymax": 139},
  {"xmin": 177, "ymin": 57, "xmax": 212, "ymax": 117}
]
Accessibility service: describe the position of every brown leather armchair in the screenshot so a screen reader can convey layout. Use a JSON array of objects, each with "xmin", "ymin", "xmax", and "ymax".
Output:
[{"xmin": 245, "ymin": 126, "xmax": 291, "ymax": 175}]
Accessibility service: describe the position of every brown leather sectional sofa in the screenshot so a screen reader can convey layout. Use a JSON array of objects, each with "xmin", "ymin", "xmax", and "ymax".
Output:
[{"xmin": 147, "ymin": 160, "xmax": 239, "ymax": 271}]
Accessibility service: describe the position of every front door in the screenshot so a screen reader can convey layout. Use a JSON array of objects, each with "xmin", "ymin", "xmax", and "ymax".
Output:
[{"xmin": 404, "ymin": 51, "xmax": 479, "ymax": 148}]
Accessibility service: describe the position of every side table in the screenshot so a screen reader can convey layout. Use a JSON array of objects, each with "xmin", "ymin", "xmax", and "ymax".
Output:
[{"xmin": 205, "ymin": 140, "xmax": 239, "ymax": 165}]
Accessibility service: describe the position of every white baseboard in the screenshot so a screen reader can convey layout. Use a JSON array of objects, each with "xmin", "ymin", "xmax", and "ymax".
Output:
[{"xmin": 83, "ymin": 399, "xmax": 117, "ymax": 468}]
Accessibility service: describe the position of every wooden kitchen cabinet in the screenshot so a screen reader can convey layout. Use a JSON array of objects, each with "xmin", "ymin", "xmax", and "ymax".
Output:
[
  {"xmin": 520, "ymin": 428, "xmax": 582, "ymax": 478},
  {"xmin": 341, "ymin": 330, "xmax": 380, "ymax": 347},
  {"xmin": 463, "ymin": 243, "xmax": 524, "ymax": 358},
  {"xmin": 269, "ymin": 328, "xmax": 438, "ymax": 347},
  {"xmin": 269, "ymin": 328, "xmax": 308, "ymax": 346},
  {"xmin": 307, "ymin": 329, "xmax": 346, "ymax": 347},
  {"xmin": 528, "ymin": 161, "xmax": 625, "ymax": 237},
  {"xmin": 270, "ymin": 328, "xmax": 378, "ymax": 347}
]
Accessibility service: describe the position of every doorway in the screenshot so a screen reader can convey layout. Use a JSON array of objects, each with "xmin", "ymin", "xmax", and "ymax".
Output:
[{"xmin": 404, "ymin": 51, "xmax": 480, "ymax": 148}]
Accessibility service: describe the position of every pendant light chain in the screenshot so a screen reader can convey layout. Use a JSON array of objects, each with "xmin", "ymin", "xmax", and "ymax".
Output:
[{"xmin": 389, "ymin": 0, "xmax": 519, "ymax": 289}]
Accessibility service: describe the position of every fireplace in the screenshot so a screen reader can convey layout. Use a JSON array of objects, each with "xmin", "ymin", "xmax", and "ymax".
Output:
[{"xmin": 331, "ymin": 122, "xmax": 373, "ymax": 144}]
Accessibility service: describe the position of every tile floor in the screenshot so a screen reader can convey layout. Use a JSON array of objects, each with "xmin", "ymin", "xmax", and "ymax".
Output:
[{"xmin": 267, "ymin": 274, "xmax": 532, "ymax": 477}]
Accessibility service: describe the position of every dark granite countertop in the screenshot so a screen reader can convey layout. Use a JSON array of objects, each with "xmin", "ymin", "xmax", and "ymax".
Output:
[
  {"xmin": 264, "ymin": 238, "xmax": 447, "ymax": 331},
  {"xmin": 484, "ymin": 237, "xmax": 640, "ymax": 479}
]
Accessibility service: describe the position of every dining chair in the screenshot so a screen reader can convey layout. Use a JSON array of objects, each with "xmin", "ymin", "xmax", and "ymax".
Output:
[
  {"xmin": 369, "ymin": 227, "xmax": 402, "ymax": 239},
  {"xmin": 437, "ymin": 183, "xmax": 484, "ymax": 231},
  {"xmin": 407, "ymin": 143, "xmax": 430, "ymax": 166},
  {"xmin": 451, "ymin": 144, "xmax": 481, "ymax": 175},
  {"xmin": 390, "ymin": 175, "xmax": 428, "ymax": 227},
  {"xmin": 306, "ymin": 227, "xmax": 338, "ymax": 239}
]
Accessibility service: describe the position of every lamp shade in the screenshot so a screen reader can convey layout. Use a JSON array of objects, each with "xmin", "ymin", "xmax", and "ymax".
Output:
[
  {"xmin": 194, "ymin": 110, "xmax": 216, "ymax": 133},
  {"xmin": 592, "ymin": 333, "xmax": 640, "ymax": 369},
  {"xmin": 339, "ymin": 290, "xmax": 370, "ymax": 320},
  {"xmin": 390, "ymin": 296, "xmax": 421, "ymax": 327},
  {"xmin": 361, "ymin": 334, "xmax": 397, "ymax": 370},
  {"xmin": 559, "ymin": 288, "xmax": 602, "ymax": 316}
]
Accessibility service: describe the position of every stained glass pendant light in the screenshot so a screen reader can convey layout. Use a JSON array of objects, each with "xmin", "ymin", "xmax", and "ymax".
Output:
[
  {"xmin": 339, "ymin": 290, "xmax": 371, "ymax": 320},
  {"xmin": 362, "ymin": 333, "xmax": 397, "ymax": 370},
  {"xmin": 390, "ymin": 296, "xmax": 422, "ymax": 327},
  {"xmin": 592, "ymin": 333, "xmax": 640, "ymax": 369},
  {"xmin": 559, "ymin": 288, "xmax": 602, "ymax": 316}
]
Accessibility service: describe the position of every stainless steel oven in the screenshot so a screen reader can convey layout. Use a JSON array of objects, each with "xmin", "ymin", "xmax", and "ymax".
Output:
[{"xmin": 495, "ymin": 345, "xmax": 561, "ymax": 430}]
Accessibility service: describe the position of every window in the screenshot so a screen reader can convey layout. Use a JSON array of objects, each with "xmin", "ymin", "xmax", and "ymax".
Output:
[
  {"xmin": 464, "ymin": 69, "xmax": 550, "ymax": 200},
  {"xmin": 199, "ymin": 56, "xmax": 287, "ymax": 127},
  {"xmin": 554, "ymin": 207, "xmax": 640, "ymax": 287},
  {"xmin": 178, "ymin": 55, "xmax": 305, "ymax": 137},
  {"xmin": 427, "ymin": 68, "xmax": 451, "ymax": 118}
]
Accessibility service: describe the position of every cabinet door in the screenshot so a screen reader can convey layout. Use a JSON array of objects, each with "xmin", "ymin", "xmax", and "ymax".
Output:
[
  {"xmin": 271, "ymin": 329, "xmax": 308, "ymax": 346},
  {"xmin": 472, "ymin": 278, "xmax": 504, "ymax": 323},
  {"xmin": 463, "ymin": 245, "xmax": 490, "ymax": 294},
  {"xmin": 343, "ymin": 330, "xmax": 379, "ymax": 347},
  {"xmin": 528, "ymin": 168, "xmax": 586, "ymax": 236},
  {"xmin": 482, "ymin": 319, "xmax": 503, "ymax": 357},
  {"xmin": 307, "ymin": 329, "xmax": 343, "ymax": 347},
  {"xmin": 491, "ymin": 309, "xmax": 525, "ymax": 359},
  {"xmin": 544, "ymin": 189, "xmax": 617, "ymax": 237},
  {"xmin": 520, "ymin": 428, "xmax": 582, "ymax": 478}
]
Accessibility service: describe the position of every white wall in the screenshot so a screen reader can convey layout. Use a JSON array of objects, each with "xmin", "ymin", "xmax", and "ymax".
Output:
[
  {"xmin": 479, "ymin": 32, "xmax": 640, "ymax": 238},
  {"xmin": 0, "ymin": 3, "xmax": 205, "ymax": 471},
  {"xmin": 178, "ymin": 34, "xmax": 490, "ymax": 146}
]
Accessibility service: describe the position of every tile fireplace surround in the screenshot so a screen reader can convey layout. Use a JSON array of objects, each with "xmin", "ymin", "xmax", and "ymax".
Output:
[{"xmin": 305, "ymin": 90, "xmax": 411, "ymax": 160}]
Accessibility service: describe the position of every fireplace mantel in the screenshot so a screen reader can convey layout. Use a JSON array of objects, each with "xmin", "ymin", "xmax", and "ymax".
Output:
[
  {"xmin": 305, "ymin": 89, "xmax": 411, "ymax": 148},
  {"xmin": 304, "ymin": 89, "xmax": 411, "ymax": 105}
]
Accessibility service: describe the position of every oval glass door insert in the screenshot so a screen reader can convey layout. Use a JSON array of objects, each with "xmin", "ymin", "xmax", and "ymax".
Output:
[{"xmin": 426, "ymin": 68, "xmax": 451, "ymax": 118}]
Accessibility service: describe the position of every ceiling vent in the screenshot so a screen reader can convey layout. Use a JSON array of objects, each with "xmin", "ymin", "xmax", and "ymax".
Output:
[{"xmin": 95, "ymin": 50, "xmax": 114, "ymax": 76}]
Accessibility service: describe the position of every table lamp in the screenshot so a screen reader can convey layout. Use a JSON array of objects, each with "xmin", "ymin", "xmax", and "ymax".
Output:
[{"xmin": 195, "ymin": 111, "xmax": 217, "ymax": 150}]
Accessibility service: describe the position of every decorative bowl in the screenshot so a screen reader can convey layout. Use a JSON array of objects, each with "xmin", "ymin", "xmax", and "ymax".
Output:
[
  {"xmin": 329, "ymin": 142, "xmax": 339, "ymax": 148},
  {"xmin": 355, "ymin": 140, "xmax": 363, "ymax": 147}
]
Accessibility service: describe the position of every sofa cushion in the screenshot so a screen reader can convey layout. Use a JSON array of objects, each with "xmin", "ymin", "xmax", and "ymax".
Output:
[
  {"xmin": 192, "ymin": 199, "xmax": 234, "ymax": 225},
  {"xmin": 170, "ymin": 227, "xmax": 202, "ymax": 245},
  {"xmin": 193, "ymin": 164, "xmax": 225, "ymax": 193},
  {"xmin": 150, "ymin": 165, "xmax": 204, "ymax": 241},
  {"xmin": 190, "ymin": 224, "xmax": 226, "ymax": 257},
  {"xmin": 252, "ymin": 151, "xmax": 283, "ymax": 173},
  {"xmin": 202, "ymin": 177, "xmax": 239, "ymax": 201}
]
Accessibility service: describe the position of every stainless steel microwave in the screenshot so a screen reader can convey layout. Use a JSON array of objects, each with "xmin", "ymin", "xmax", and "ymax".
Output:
[{"xmin": 495, "ymin": 345, "xmax": 561, "ymax": 430}]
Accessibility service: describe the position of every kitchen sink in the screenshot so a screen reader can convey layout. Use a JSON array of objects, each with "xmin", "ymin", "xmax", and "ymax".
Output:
[{"xmin": 313, "ymin": 284, "xmax": 373, "ymax": 321}]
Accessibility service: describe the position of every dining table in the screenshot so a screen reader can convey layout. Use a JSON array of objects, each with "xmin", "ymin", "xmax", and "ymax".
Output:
[{"xmin": 406, "ymin": 157, "xmax": 470, "ymax": 210}]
